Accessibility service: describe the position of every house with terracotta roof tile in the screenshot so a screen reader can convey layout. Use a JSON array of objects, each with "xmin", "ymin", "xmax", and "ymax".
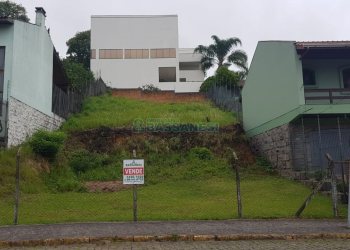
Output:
[{"xmin": 242, "ymin": 40, "xmax": 350, "ymax": 177}]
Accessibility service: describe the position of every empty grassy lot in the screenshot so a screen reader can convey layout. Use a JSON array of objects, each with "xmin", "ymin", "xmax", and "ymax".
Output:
[
  {"xmin": 62, "ymin": 95, "xmax": 236, "ymax": 131},
  {"xmin": 0, "ymin": 96, "xmax": 347, "ymax": 225}
]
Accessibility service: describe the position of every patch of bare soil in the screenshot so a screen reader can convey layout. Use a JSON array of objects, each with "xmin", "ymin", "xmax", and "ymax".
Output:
[{"xmin": 84, "ymin": 181, "xmax": 131, "ymax": 193}]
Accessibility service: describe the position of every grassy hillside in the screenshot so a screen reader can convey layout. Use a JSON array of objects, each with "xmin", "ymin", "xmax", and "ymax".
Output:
[
  {"xmin": 0, "ymin": 95, "xmax": 347, "ymax": 225},
  {"xmin": 62, "ymin": 95, "xmax": 236, "ymax": 132}
]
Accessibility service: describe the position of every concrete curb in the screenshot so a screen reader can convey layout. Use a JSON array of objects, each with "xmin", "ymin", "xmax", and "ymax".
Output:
[{"xmin": 0, "ymin": 233, "xmax": 350, "ymax": 248}]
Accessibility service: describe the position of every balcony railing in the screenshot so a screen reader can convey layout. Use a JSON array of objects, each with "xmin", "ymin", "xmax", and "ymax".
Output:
[{"xmin": 304, "ymin": 88, "xmax": 350, "ymax": 104}]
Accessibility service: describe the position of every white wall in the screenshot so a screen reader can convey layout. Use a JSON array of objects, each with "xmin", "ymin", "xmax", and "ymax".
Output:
[
  {"xmin": 178, "ymin": 48, "xmax": 204, "ymax": 82},
  {"xmin": 179, "ymin": 48, "xmax": 202, "ymax": 62},
  {"xmin": 92, "ymin": 57, "xmax": 179, "ymax": 89},
  {"xmin": 179, "ymin": 70, "xmax": 204, "ymax": 82},
  {"xmin": 91, "ymin": 15, "xmax": 180, "ymax": 89}
]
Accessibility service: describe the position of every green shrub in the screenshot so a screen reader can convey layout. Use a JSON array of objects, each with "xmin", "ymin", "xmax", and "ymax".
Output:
[
  {"xmin": 189, "ymin": 147, "xmax": 213, "ymax": 160},
  {"xmin": 44, "ymin": 166, "xmax": 84, "ymax": 192},
  {"xmin": 256, "ymin": 156, "xmax": 276, "ymax": 174},
  {"xmin": 62, "ymin": 59, "xmax": 94, "ymax": 91},
  {"xmin": 69, "ymin": 149, "xmax": 109, "ymax": 175},
  {"xmin": 141, "ymin": 84, "xmax": 161, "ymax": 92},
  {"xmin": 199, "ymin": 76, "xmax": 216, "ymax": 92},
  {"xmin": 29, "ymin": 130, "xmax": 66, "ymax": 160},
  {"xmin": 200, "ymin": 67, "xmax": 239, "ymax": 92}
]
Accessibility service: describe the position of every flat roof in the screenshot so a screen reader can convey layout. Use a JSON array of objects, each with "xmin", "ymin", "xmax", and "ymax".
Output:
[{"xmin": 91, "ymin": 15, "xmax": 178, "ymax": 18}]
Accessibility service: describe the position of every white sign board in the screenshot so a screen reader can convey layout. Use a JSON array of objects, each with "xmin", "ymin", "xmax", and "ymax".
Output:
[{"xmin": 123, "ymin": 159, "xmax": 144, "ymax": 185}]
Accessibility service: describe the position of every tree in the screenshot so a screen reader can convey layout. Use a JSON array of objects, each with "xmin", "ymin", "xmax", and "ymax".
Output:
[
  {"xmin": 62, "ymin": 59, "xmax": 94, "ymax": 91},
  {"xmin": 194, "ymin": 35, "xmax": 248, "ymax": 75},
  {"xmin": 66, "ymin": 30, "xmax": 90, "ymax": 69},
  {"xmin": 0, "ymin": 0, "xmax": 29, "ymax": 22},
  {"xmin": 199, "ymin": 67, "xmax": 239, "ymax": 92}
]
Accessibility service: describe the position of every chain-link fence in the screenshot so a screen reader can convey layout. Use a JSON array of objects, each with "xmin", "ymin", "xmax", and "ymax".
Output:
[
  {"xmin": 290, "ymin": 114, "xmax": 350, "ymax": 178},
  {"xmin": 206, "ymin": 83, "xmax": 242, "ymax": 122},
  {"xmin": 289, "ymin": 114, "xmax": 350, "ymax": 206}
]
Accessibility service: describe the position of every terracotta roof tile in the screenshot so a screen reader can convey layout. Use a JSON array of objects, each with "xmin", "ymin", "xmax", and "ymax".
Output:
[{"xmin": 295, "ymin": 41, "xmax": 350, "ymax": 49}]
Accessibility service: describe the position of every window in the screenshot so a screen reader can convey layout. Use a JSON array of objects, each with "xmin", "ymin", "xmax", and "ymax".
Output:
[
  {"xmin": 99, "ymin": 49, "xmax": 123, "ymax": 59},
  {"xmin": 302, "ymin": 68, "xmax": 316, "ymax": 86},
  {"xmin": 0, "ymin": 47, "xmax": 4, "ymax": 116},
  {"xmin": 125, "ymin": 49, "xmax": 149, "ymax": 59},
  {"xmin": 159, "ymin": 67, "xmax": 176, "ymax": 82},
  {"xmin": 90, "ymin": 49, "xmax": 96, "ymax": 59},
  {"xmin": 150, "ymin": 48, "xmax": 176, "ymax": 58},
  {"xmin": 342, "ymin": 68, "xmax": 350, "ymax": 89},
  {"xmin": 180, "ymin": 78, "xmax": 186, "ymax": 82},
  {"xmin": 179, "ymin": 62, "xmax": 200, "ymax": 70}
]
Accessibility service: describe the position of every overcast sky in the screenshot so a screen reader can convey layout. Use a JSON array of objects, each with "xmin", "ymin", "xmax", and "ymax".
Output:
[{"xmin": 13, "ymin": 0, "xmax": 350, "ymax": 68}]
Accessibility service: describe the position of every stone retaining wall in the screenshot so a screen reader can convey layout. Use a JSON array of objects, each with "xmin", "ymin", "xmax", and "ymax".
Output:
[
  {"xmin": 250, "ymin": 124, "xmax": 293, "ymax": 177},
  {"xmin": 7, "ymin": 97, "xmax": 65, "ymax": 147}
]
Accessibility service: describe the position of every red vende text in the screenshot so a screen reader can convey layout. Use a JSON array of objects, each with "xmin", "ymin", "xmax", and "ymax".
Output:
[{"xmin": 123, "ymin": 167, "xmax": 144, "ymax": 175}]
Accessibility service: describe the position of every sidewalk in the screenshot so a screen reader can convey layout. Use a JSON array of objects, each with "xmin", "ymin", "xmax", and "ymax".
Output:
[{"xmin": 0, "ymin": 219, "xmax": 349, "ymax": 247}]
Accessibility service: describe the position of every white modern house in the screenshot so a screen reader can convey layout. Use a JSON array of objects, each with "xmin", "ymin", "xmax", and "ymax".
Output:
[{"xmin": 90, "ymin": 15, "xmax": 204, "ymax": 93}]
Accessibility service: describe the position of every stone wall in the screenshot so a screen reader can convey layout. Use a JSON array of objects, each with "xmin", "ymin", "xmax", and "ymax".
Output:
[
  {"xmin": 7, "ymin": 97, "xmax": 65, "ymax": 147},
  {"xmin": 250, "ymin": 124, "xmax": 293, "ymax": 177}
]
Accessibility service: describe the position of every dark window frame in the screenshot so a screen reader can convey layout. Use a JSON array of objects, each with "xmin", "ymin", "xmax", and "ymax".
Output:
[
  {"xmin": 159, "ymin": 67, "xmax": 176, "ymax": 82},
  {"xmin": 302, "ymin": 68, "xmax": 316, "ymax": 86},
  {"xmin": 341, "ymin": 67, "xmax": 350, "ymax": 89}
]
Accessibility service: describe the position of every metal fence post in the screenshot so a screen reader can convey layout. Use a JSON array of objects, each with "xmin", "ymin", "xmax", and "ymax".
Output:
[
  {"xmin": 132, "ymin": 149, "xmax": 138, "ymax": 222},
  {"xmin": 14, "ymin": 147, "xmax": 21, "ymax": 225},
  {"xmin": 232, "ymin": 151, "xmax": 242, "ymax": 218}
]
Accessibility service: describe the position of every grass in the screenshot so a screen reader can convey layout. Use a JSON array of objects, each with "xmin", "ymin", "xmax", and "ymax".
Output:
[
  {"xmin": 0, "ymin": 145, "xmax": 48, "ymax": 196},
  {"xmin": 0, "ymin": 95, "xmax": 347, "ymax": 225},
  {"xmin": 0, "ymin": 176, "xmax": 346, "ymax": 225},
  {"xmin": 62, "ymin": 95, "xmax": 236, "ymax": 132}
]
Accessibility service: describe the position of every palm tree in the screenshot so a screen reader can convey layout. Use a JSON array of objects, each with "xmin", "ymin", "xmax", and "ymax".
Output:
[{"xmin": 194, "ymin": 35, "xmax": 248, "ymax": 75}]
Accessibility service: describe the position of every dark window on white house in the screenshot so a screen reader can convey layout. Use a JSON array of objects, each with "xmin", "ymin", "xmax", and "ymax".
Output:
[
  {"xmin": 159, "ymin": 67, "xmax": 176, "ymax": 82},
  {"xmin": 0, "ymin": 47, "xmax": 5, "ymax": 116},
  {"xmin": 179, "ymin": 62, "xmax": 200, "ymax": 70},
  {"xmin": 180, "ymin": 78, "xmax": 186, "ymax": 82},
  {"xmin": 342, "ymin": 68, "xmax": 350, "ymax": 89},
  {"xmin": 302, "ymin": 68, "xmax": 316, "ymax": 86}
]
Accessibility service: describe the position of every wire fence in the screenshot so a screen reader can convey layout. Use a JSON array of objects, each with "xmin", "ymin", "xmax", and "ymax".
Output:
[
  {"xmin": 290, "ymin": 114, "xmax": 350, "ymax": 178},
  {"xmin": 289, "ymin": 114, "xmax": 350, "ymax": 206},
  {"xmin": 1, "ymin": 83, "xmax": 349, "ymax": 226},
  {"xmin": 206, "ymin": 83, "xmax": 242, "ymax": 122},
  {"xmin": 52, "ymin": 78, "xmax": 107, "ymax": 119},
  {"xmin": 1, "ymin": 144, "xmax": 347, "ymax": 226}
]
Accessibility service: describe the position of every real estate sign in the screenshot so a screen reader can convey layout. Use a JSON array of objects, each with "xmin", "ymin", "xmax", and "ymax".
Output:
[{"xmin": 123, "ymin": 159, "xmax": 144, "ymax": 185}]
